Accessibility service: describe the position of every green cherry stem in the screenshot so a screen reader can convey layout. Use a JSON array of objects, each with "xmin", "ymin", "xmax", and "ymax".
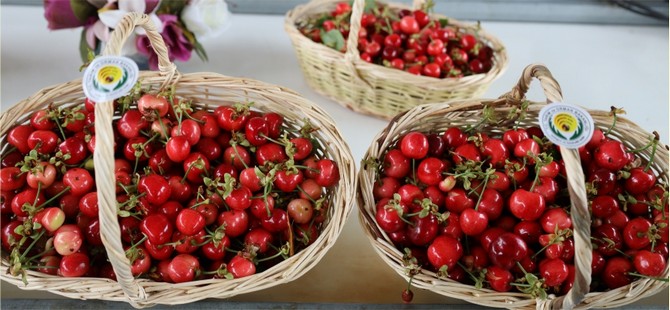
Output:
[
  {"xmin": 19, "ymin": 229, "xmax": 46, "ymax": 261},
  {"xmin": 628, "ymin": 272, "xmax": 669, "ymax": 282},
  {"xmin": 644, "ymin": 131, "xmax": 660, "ymax": 172},
  {"xmin": 35, "ymin": 186, "xmax": 71, "ymax": 210}
]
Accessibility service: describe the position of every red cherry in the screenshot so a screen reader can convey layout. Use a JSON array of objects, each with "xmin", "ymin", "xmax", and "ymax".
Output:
[{"xmin": 427, "ymin": 235, "xmax": 463, "ymax": 270}]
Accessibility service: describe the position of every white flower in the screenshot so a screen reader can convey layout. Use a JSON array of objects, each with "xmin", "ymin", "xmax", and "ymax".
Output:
[
  {"xmin": 181, "ymin": 0, "xmax": 231, "ymax": 41},
  {"xmin": 92, "ymin": 0, "xmax": 164, "ymax": 55},
  {"xmin": 98, "ymin": 0, "xmax": 164, "ymax": 36}
]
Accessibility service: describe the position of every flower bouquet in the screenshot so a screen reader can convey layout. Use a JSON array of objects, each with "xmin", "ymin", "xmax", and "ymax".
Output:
[{"xmin": 44, "ymin": 0, "xmax": 231, "ymax": 69}]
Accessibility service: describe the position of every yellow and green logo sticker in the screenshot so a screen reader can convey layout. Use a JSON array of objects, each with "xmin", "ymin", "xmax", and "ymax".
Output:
[
  {"xmin": 539, "ymin": 103, "xmax": 595, "ymax": 149},
  {"xmin": 83, "ymin": 56, "xmax": 139, "ymax": 103}
]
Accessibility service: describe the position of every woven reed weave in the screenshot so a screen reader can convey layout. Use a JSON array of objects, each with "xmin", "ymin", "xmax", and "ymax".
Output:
[
  {"xmin": 0, "ymin": 13, "xmax": 356, "ymax": 308},
  {"xmin": 357, "ymin": 64, "xmax": 669, "ymax": 309},
  {"xmin": 285, "ymin": 0, "xmax": 508, "ymax": 120}
]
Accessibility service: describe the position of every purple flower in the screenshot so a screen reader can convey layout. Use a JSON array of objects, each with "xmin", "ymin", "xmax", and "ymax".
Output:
[
  {"xmin": 136, "ymin": 14, "xmax": 193, "ymax": 70},
  {"xmin": 145, "ymin": 0, "xmax": 161, "ymax": 13},
  {"xmin": 44, "ymin": 0, "xmax": 91, "ymax": 30}
]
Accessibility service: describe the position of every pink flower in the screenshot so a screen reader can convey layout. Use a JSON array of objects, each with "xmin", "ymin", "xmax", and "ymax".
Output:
[
  {"xmin": 44, "ymin": 0, "xmax": 91, "ymax": 30},
  {"xmin": 136, "ymin": 14, "xmax": 193, "ymax": 70}
]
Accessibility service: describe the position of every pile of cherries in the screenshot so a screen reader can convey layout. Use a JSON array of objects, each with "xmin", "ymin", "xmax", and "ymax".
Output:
[
  {"xmin": 298, "ymin": 1, "xmax": 496, "ymax": 78},
  {"xmin": 0, "ymin": 88, "xmax": 340, "ymax": 283},
  {"xmin": 370, "ymin": 119, "xmax": 668, "ymax": 301}
]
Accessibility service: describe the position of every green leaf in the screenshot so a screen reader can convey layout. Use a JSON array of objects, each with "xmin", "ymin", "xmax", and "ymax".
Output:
[
  {"xmin": 156, "ymin": 1, "xmax": 187, "ymax": 14},
  {"xmin": 79, "ymin": 29, "xmax": 92, "ymax": 63},
  {"xmin": 439, "ymin": 18, "xmax": 449, "ymax": 28},
  {"xmin": 364, "ymin": 0, "xmax": 376, "ymax": 12},
  {"xmin": 422, "ymin": 0, "xmax": 436, "ymax": 13},
  {"xmin": 193, "ymin": 40, "xmax": 209, "ymax": 62},
  {"xmin": 181, "ymin": 27, "xmax": 209, "ymax": 62},
  {"xmin": 320, "ymin": 29, "xmax": 345, "ymax": 51},
  {"xmin": 70, "ymin": 0, "xmax": 97, "ymax": 23}
]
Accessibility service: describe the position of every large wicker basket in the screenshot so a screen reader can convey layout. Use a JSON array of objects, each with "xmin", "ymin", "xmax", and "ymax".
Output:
[
  {"xmin": 0, "ymin": 13, "xmax": 356, "ymax": 308},
  {"xmin": 357, "ymin": 64, "xmax": 668, "ymax": 309},
  {"xmin": 285, "ymin": 0, "xmax": 508, "ymax": 120}
]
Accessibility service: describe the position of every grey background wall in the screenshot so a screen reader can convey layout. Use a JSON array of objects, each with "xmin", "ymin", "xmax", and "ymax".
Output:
[{"xmin": 3, "ymin": 0, "xmax": 668, "ymax": 25}]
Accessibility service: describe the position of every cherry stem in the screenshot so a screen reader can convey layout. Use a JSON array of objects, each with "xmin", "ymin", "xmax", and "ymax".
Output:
[
  {"xmin": 628, "ymin": 272, "xmax": 669, "ymax": 282},
  {"xmin": 25, "ymin": 245, "xmax": 56, "ymax": 262},
  {"xmin": 117, "ymin": 182, "xmax": 137, "ymax": 195},
  {"xmin": 644, "ymin": 132, "xmax": 660, "ymax": 172},
  {"xmin": 256, "ymin": 243, "xmax": 290, "ymax": 263},
  {"xmin": 133, "ymin": 154, "xmax": 141, "ymax": 177},
  {"xmin": 25, "ymin": 264, "xmax": 58, "ymax": 270},
  {"xmin": 456, "ymin": 261, "xmax": 480, "ymax": 283},
  {"xmin": 181, "ymin": 161, "xmax": 197, "ymax": 184},
  {"xmin": 532, "ymin": 242, "xmax": 553, "ymax": 260},
  {"xmin": 129, "ymin": 235, "xmax": 148, "ymax": 249},
  {"xmin": 224, "ymin": 247, "xmax": 241, "ymax": 254},
  {"xmin": 19, "ymin": 229, "xmax": 46, "ymax": 261},
  {"xmin": 628, "ymin": 132, "xmax": 659, "ymax": 154},
  {"xmin": 473, "ymin": 171, "xmax": 492, "ymax": 211},
  {"xmin": 411, "ymin": 159, "xmax": 417, "ymax": 184},
  {"xmin": 296, "ymin": 185, "xmax": 318, "ymax": 204},
  {"xmin": 263, "ymin": 185, "xmax": 273, "ymax": 218},
  {"xmin": 295, "ymin": 222, "xmax": 314, "ymax": 245},
  {"xmin": 404, "ymin": 211, "xmax": 422, "ymax": 218},
  {"xmin": 189, "ymin": 198, "xmax": 211, "ymax": 210},
  {"xmin": 54, "ymin": 118, "xmax": 68, "ymax": 141},
  {"xmin": 603, "ymin": 106, "xmax": 620, "ymax": 136},
  {"xmin": 292, "ymin": 164, "xmax": 320, "ymax": 173},
  {"xmin": 31, "ymin": 182, "xmax": 42, "ymax": 212},
  {"xmin": 406, "ymin": 275, "xmax": 414, "ymax": 292},
  {"xmin": 528, "ymin": 155, "xmax": 548, "ymax": 193},
  {"xmin": 35, "ymin": 185, "xmax": 70, "ymax": 210},
  {"xmin": 259, "ymin": 134, "xmax": 284, "ymax": 147},
  {"xmin": 231, "ymin": 144, "xmax": 250, "ymax": 170},
  {"xmin": 182, "ymin": 111, "xmax": 206, "ymax": 124},
  {"xmin": 398, "ymin": 211, "xmax": 415, "ymax": 226},
  {"xmin": 464, "ymin": 106, "xmax": 494, "ymax": 133},
  {"xmin": 155, "ymin": 112, "xmax": 170, "ymax": 142},
  {"xmin": 189, "ymin": 238, "xmax": 212, "ymax": 248}
]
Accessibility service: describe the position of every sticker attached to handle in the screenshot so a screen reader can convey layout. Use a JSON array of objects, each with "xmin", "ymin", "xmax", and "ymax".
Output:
[
  {"xmin": 82, "ymin": 56, "xmax": 139, "ymax": 103},
  {"xmin": 539, "ymin": 102, "xmax": 595, "ymax": 149}
]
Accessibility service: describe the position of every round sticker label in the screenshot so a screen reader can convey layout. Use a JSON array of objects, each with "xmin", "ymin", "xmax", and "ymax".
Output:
[
  {"xmin": 82, "ymin": 56, "xmax": 139, "ymax": 103},
  {"xmin": 539, "ymin": 103, "xmax": 595, "ymax": 149}
]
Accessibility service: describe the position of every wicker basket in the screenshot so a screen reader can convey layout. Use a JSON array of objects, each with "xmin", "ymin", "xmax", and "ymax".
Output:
[
  {"xmin": 357, "ymin": 64, "xmax": 669, "ymax": 309},
  {"xmin": 0, "ymin": 13, "xmax": 356, "ymax": 308},
  {"xmin": 285, "ymin": 0, "xmax": 508, "ymax": 120}
]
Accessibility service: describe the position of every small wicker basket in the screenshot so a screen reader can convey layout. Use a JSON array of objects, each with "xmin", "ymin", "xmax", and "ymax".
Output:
[
  {"xmin": 357, "ymin": 64, "xmax": 668, "ymax": 309},
  {"xmin": 0, "ymin": 13, "xmax": 356, "ymax": 308},
  {"xmin": 285, "ymin": 0, "xmax": 508, "ymax": 120}
]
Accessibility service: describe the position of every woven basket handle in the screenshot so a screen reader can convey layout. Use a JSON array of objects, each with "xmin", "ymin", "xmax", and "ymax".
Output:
[
  {"xmin": 94, "ymin": 12, "xmax": 176, "ymax": 307},
  {"xmin": 508, "ymin": 64, "xmax": 592, "ymax": 310},
  {"xmin": 505, "ymin": 64, "xmax": 563, "ymax": 104},
  {"xmin": 102, "ymin": 13, "xmax": 177, "ymax": 78}
]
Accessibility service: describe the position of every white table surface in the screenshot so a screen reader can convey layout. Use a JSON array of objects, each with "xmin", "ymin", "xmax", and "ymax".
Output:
[{"xmin": 1, "ymin": 4, "xmax": 668, "ymax": 307}]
